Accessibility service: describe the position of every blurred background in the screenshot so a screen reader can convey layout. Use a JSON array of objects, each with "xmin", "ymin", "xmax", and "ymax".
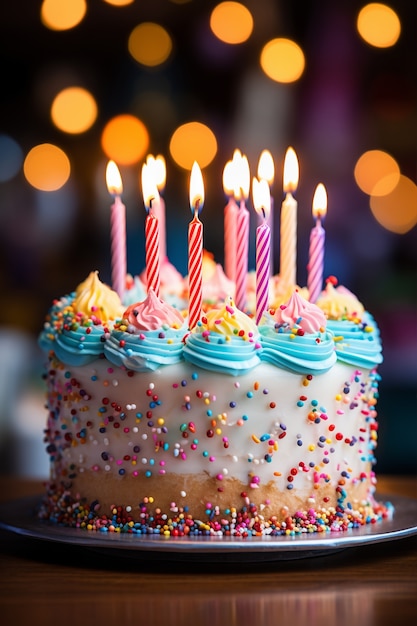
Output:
[{"xmin": 0, "ymin": 0, "xmax": 415, "ymax": 478}]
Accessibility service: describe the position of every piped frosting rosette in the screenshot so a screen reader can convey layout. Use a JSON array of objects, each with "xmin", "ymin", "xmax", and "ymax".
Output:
[
  {"xmin": 183, "ymin": 297, "xmax": 262, "ymax": 375},
  {"xmin": 316, "ymin": 281, "xmax": 383, "ymax": 368},
  {"xmin": 104, "ymin": 289, "xmax": 187, "ymax": 372},
  {"xmin": 45, "ymin": 271, "xmax": 124, "ymax": 366},
  {"xmin": 259, "ymin": 290, "xmax": 336, "ymax": 374}
]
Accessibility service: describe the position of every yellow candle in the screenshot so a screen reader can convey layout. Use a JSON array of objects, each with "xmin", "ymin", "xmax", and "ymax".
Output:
[{"xmin": 280, "ymin": 147, "xmax": 299, "ymax": 289}]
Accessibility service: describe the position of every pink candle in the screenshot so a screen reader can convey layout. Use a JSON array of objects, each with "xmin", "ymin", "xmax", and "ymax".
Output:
[
  {"xmin": 307, "ymin": 183, "xmax": 327, "ymax": 303},
  {"xmin": 188, "ymin": 162, "xmax": 204, "ymax": 329},
  {"xmin": 223, "ymin": 159, "xmax": 238, "ymax": 282},
  {"xmin": 106, "ymin": 161, "xmax": 127, "ymax": 298},
  {"xmin": 141, "ymin": 163, "xmax": 161, "ymax": 296},
  {"xmin": 253, "ymin": 177, "xmax": 271, "ymax": 324},
  {"xmin": 234, "ymin": 153, "xmax": 250, "ymax": 311}
]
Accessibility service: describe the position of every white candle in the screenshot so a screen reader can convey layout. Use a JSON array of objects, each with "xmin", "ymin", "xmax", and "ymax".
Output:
[{"xmin": 280, "ymin": 147, "xmax": 299, "ymax": 289}]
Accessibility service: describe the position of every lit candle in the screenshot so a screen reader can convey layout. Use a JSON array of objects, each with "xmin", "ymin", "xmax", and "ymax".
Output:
[
  {"xmin": 188, "ymin": 162, "xmax": 204, "ymax": 330},
  {"xmin": 223, "ymin": 156, "xmax": 239, "ymax": 282},
  {"xmin": 307, "ymin": 183, "xmax": 327, "ymax": 303},
  {"xmin": 141, "ymin": 163, "xmax": 161, "ymax": 296},
  {"xmin": 257, "ymin": 149, "xmax": 274, "ymax": 274},
  {"xmin": 146, "ymin": 154, "xmax": 167, "ymax": 262},
  {"xmin": 252, "ymin": 177, "xmax": 271, "ymax": 324},
  {"xmin": 235, "ymin": 153, "xmax": 250, "ymax": 311},
  {"xmin": 106, "ymin": 160, "xmax": 127, "ymax": 298},
  {"xmin": 280, "ymin": 147, "xmax": 299, "ymax": 289}
]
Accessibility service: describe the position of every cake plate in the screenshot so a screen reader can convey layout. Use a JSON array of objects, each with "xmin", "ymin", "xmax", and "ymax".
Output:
[{"xmin": 0, "ymin": 493, "xmax": 416, "ymax": 563}]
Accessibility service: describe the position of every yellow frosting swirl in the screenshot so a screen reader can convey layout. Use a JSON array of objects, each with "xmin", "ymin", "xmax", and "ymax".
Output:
[
  {"xmin": 201, "ymin": 297, "xmax": 258, "ymax": 340},
  {"xmin": 74, "ymin": 271, "xmax": 124, "ymax": 322},
  {"xmin": 316, "ymin": 282, "xmax": 365, "ymax": 321}
]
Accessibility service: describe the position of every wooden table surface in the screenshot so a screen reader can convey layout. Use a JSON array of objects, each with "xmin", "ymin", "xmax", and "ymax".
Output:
[{"xmin": 0, "ymin": 475, "xmax": 416, "ymax": 626}]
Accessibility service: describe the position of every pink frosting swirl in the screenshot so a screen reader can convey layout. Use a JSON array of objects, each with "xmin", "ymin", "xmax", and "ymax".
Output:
[
  {"xmin": 123, "ymin": 289, "xmax": 185, "ymax": 332},
  {"xmin": 272, "ymin": 290, "xmax": 327, "ymax": 333}
]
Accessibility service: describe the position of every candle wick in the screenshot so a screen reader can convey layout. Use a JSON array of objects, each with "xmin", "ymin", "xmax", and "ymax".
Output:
[
  {"xmin": 194, "ymin": 199, "xmax": 200, "ymax": 219},
  {"xmin": 262, "ymin": 207, "xmax": 266, "ymax": 220}
]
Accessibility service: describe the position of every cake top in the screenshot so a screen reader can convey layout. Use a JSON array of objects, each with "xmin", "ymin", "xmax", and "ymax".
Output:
[{"xmin": 39, "ymin": 253, "xmax": 383, "ymax": 376}]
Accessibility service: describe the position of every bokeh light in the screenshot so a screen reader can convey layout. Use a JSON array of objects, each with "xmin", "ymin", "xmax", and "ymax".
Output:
[
  {"xmin": 101, "ymin": 115, "xmax": 150, "ymax": 165},
  {"xmin": 370, "ymin": 175, "xmax": 417, "ymax": 233},
  {"xmin": 260, "ymin": 38, "xmax": 305, "ymax": 83},
  {"xmin": 0, "ymin": 135, "xmax": 23, "ymax": 182},
  {"xmin": 354, "ymin": 150, "xmax": 400, "ymax": 196},
  {"xmin": 102, "ymin": 0, "xmax": 134, "ymax": 6},
  {"xmin": 169, "ymin": 122, "xmax": 218, "ymax": 170},
  {"xmin": 51, "ymin": 87, "xmax": 98, "ymax": 134},
  {"xmin": 210, "ymin": 2, "xmax": 253, "ymax": 44},
  {"xmin": 23, "ymin": 144, "xmax": 71, "ymax": 191},
  {"xmin": 41, "ymin": 0, "xmax": 87, "ymax": 31},
  {"xmin": 128, "ymin": 23, "xmax": 173, "ymax": 67},
  {"xmin": 357, "ymin": 3, "xmax": 401, "ymax": 48}
]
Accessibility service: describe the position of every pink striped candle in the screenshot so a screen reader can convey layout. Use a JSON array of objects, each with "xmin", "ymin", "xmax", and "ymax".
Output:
[
  {"xmin": 234, "ymin": 153, "xmax": 250, "ymax": 311},
  {"xmin": 235, "ymin": 201, "xmax": 250, "ymax": 311},
  {"xmin": 253, "ymin": 177, "xmax": 271, "ymax": 324},
  {"xmin": 307, "ymin": 183, "xmax": 327, "ymax": 303},
  {"xmin": 188, "ymin": 162, "xmax": 204, "ymax": 329},
  {"xmin": 106, "ymin": 161, "xmax": 127, "ymax": 298},
  {"xmin": 141, "ymin": 163, "xmax": 161, "ymax": 296},
  {"xmin": 257, "ymin": 150, "xmax": 275, "ymax": 275}
]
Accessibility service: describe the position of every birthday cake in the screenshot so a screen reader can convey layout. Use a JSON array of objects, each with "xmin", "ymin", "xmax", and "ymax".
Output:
[{"xmin": 37, "ymin": 260, "xmax": 391, "ymax": 537}]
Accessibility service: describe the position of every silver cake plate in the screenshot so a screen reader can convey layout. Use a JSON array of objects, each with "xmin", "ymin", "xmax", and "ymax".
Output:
[{"xmin": 0, "ymin": 493, "xmax": 416, "ymax": 563}]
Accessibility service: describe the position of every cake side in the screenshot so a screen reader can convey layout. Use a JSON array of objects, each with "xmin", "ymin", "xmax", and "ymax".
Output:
[{"xmin": 37, "ymin": 271, "xmax": 391, "ymax": 536}]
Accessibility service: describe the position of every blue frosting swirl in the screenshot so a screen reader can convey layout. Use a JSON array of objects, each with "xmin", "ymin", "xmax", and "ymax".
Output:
[
  {"xmin": 104, "ymin": 327, "xmax": 185, "ymax": 372},
  {"xmin": 259, "ymin": 315, "xmax": 336, "ymax": 374},
  {"xmin": 326, "ymin": 312, "xmax": 383, "ymax": 368}
]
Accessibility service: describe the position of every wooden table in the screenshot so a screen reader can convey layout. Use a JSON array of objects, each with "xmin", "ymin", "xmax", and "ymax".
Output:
[{"xmin": 0, "ymin": 475, "xmax": 416, "ymax": 625}]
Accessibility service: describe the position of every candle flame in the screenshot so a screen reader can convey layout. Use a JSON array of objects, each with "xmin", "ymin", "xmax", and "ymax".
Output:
[
  {"xmin": 283, "ymin": 146, "xmax": 299, "ymax": 194},
  {"xmin": 236, "ymin": 153, "xmax": 250, "ymax": 200},
  {"xmin": 257, "ymin": 150, "xmax": 275, "ymax": 185},
  {"xmin": 141, "ymin": 163, "xmax": 160, "ymax": 211},
  {"xmin": 252, "ymin": 177, "xmax": 271, "ymax": 220},
  {"xmin": 189, "ymin": 161, "xmax": 204, "ymax": 214},
  {"xmin": 106, "ymin": 160, "xmax": 123, "ymax": 196},
  {"xmin": 223, "ymin": 160, "xmax": 234, "ymax": 195},
  {"xmin": 312, "ymin": 183, "xmax": 327, "ymax": 219},
  {"xmin": 145, "ymin": 154, "xmax": 166, "ymax": 191}
]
